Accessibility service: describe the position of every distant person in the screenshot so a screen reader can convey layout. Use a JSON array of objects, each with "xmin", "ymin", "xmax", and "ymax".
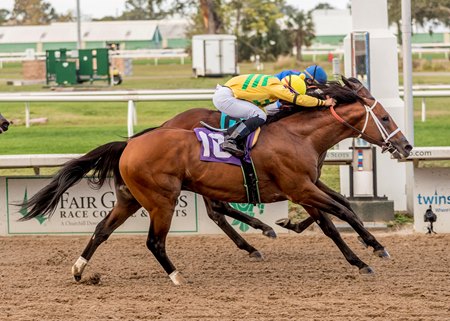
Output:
[{"xmin": 212, "ymin": 73, "xmax": 335, "ymax": 157}]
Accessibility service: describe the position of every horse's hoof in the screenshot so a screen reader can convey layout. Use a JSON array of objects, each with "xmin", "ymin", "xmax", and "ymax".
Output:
[
  {"xmin": 169, "ymin": 271, "xmax": 187, "ymax": 286},
  {"xmin": 275, "ymin": 218, "xmax": 290, "ymax": 227},
  {"xmin": 263, "ymin": 229, "xmax": 277, "ymax": 239},
  {"xmin": 249, "ymin": 250, "xmax": 265, "ymax": 261},
  {"xmin": 357, "ymin": 236, "xmax": 369, "ymax": 248},
  {"xmin": 72, "ymin": 256, "xmax": 88, "ymax": 282},
  {"xmin": 359, "ymin": 266, "xmax": 375, "ymax": 275},
  {"xmin": 374, "ymin": 248, "xmax": 391, "ymax": 259}
]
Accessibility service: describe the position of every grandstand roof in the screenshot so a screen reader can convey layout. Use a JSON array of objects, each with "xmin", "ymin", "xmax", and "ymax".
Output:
[
  {"xmin": 158, "ymin": 18, "xmax": 189, "ymax": 39},
  {"xmin": 0, "ymin": 20, "xmax": 164, "ymax": 44}
]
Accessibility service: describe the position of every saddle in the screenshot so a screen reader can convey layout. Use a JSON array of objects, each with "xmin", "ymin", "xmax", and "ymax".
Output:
[{"xmin": 196, "ymin": 113, "xmax": 262, "ymax": 205}]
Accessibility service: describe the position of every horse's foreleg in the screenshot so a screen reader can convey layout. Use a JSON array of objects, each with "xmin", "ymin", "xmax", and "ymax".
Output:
[
  {"xmin": 314, "ymin": 180, "xmax": 388, "ymax": 257},
  {"xmin": 72, "ymin": 185, "xmax": 141, "ymax": 281},
  {"xmin": 303, "ymin": 207, "xmax": 374, "ymax": 274},
  {"xmin": 278, "ymin": 179, "xmax": 388, "ymax": 256},
  {"xmin": 276, "ymin": 180, "xmax": 355, "ymax": 233},
  {"xmin": 293, "ymin": 185, "xmax": 376, "ymax": 274}
]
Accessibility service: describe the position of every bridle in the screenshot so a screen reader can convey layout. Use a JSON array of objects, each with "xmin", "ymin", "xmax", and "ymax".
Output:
[{"xmin": 329, "ymin": 97, "xmax": 401, "ymax": 155}]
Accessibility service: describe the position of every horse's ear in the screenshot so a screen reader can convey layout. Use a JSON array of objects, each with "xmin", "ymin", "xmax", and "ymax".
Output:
[{"xmin": 341, "ymin": 76, "xmax": 351, "ymax": 88}]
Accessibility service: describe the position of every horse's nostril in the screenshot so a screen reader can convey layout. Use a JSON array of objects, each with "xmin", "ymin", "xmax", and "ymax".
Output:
[{"xmin": 403, "ymin": 144, "xmax": 413, "ymax": 157}]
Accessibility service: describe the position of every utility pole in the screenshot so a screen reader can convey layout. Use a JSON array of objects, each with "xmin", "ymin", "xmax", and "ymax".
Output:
[
  {"xmin": 76, "ymin": 0, "xmax": 82, "ymax": 49},
  {"xmin": 401, "ymin": 0, "xmax": 414, "ymax": 145}
]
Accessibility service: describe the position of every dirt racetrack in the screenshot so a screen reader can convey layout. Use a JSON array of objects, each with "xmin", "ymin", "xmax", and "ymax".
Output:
[{"xmin": 1, "ymin": 231, "xmax": 449, "ymax": 321}]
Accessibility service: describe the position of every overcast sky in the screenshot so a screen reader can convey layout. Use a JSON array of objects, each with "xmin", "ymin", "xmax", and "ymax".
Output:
[{"xmin": 2, "ymin": 0, "xmax": 350, "ymax": 19}]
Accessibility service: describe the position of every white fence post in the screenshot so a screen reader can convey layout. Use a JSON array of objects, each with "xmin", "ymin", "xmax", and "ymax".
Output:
[
  {"xmin": 127, "ymin": 100, "xmax": 135, "ymax": 137},
  {"xmin": 421, "ymin": 97, "xmax": 426, "ymax": 122},
  {"xmin": 25, "ymin": 102, "xmax": 30, "ymax": 128}
]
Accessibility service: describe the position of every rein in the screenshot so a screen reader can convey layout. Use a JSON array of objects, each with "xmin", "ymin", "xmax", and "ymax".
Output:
[{"xmin": 329, "ymin": 99, "xmax": 400, "ymax": 153}]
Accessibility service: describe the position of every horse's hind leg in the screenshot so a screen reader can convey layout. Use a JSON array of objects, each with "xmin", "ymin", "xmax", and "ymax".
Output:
[
  {"xmin": 145, "ymin": 205, "xmax": 187, "ymax": 285},
  {"xmin": 72, "ymin": 184, "xmax": 141, "ymax": 281},
  {"xmin": 303, "ymin": 207, "xmax": 374, "ymax": 274},
  {"xmin": 276, "ymin": 216, "xmax": 315, "ymax": 233},
  {"xmin": 123, "ymin": 176, "xmax": 186, "ymax": 284},
  {"xmin": 211, "ymin": 199, "xmax": 277, "ymax": 239}
]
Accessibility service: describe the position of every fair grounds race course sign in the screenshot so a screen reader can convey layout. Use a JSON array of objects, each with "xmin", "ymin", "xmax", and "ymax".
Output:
[{"xmin": 0, "ymin": 177, "xmax": 288, "ymax": 236}]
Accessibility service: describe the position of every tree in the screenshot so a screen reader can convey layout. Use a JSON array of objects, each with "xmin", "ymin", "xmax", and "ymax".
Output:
[
  {"xmin": 120, "ymin": 0, "xmax": 171, "ymax": 20},
  {"xmin": 199, "ymin": 0, "xmax": 223, "ymax": 34},
  {"xmin": 225, "ymin": 0, "xmax": 287, "ymax": 60},
  {"xmin": 9, "ymin": 0, "xmax": 71, "ymax": 25},
  {"xmin": 313, "ymin": 2, "xmax": 335, "ymax": 10},
  {"xmin": 284, "ymin": 6, "xmax": 315, "ymax": 61},
  {"xmin": 388, "ymin": 0, "xmax": 450, "ymax": 43}
]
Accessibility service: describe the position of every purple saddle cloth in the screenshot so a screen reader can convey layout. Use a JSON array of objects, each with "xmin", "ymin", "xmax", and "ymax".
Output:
[{"xmin": 194, "ymin": 128, "xmax": 256, "ymax": 166}]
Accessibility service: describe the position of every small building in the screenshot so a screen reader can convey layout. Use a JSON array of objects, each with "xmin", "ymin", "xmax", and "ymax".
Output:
[
  {"xmin": 311, "ymin": 9, "xmax": 449, "ymax": 46},
  {"xmin": 192, "ymin": 34, "xmax": 238, "ymax": 77},
  {"xmin": 158, "ymin": 18, "xmax": 190, "ymax": 49},
  {"xmin": 0, "ymin": 20, "xmax": 163, "ymax": 53}
]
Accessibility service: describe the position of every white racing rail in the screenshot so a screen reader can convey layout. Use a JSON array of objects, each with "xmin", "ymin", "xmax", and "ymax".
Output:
[
  {"xmin": 1, "ymin": 89, "xmax": 449, "ymax": 136},
  {"xmin": 398, "ymin": 146, "xmax": 450, "ymax": 166},
  {"xmin": 0, "ymin": 150, "xmax": 353, "ymax": 174}
]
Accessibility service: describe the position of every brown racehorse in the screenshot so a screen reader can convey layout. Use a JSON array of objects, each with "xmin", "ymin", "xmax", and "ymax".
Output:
[
  {"xmin": 20, "ymin": 80, "xmax": 412, "ymax": 285},
  {"xmin": 0, "ymin": 114, "xmax": 10, "ymax": 133},
  {"xmin": 24, "ymin": 77, "xmax": 386, "ymax": 282}
]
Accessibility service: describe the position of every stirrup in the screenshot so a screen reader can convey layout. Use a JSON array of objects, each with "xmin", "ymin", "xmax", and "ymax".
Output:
[{"xmin": 221, "ymin": 141, "xmax": 244, "ymax": 158}]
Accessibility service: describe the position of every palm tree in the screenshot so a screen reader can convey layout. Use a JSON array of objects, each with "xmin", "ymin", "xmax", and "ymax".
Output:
[{"xmin": 285, "ymin": 7, "xmax": 315, "ymax": 61}]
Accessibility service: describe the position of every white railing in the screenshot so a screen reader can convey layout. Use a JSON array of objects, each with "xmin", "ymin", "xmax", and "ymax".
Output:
[
  {"xmin": 1, "ymin": 45, "xmax": 449, "ymax": 64},
  {"xmin": 0, "ymin": 89, "xmax": 448, "ymax": 135},
  {"xmin": 2, "ymin": 89, "xmax": 215, "ymax": 96},
  {"xmin": 398, "ymin": 90, "xmax": 450, "ymax": 122},
  {"xmin": 0, "ymin": 49, "xmax": 189, "ymax": 65},
  {"xmin": 3, "ymin": 85, "xmax": 448, "ymax": 97},
  {"xmin": 0, "ymin": 150, "xmax": 353, "ymax": 174},
  {"xmin": 0, "ymin": 93, "xmax": 214, "ymax": 136}
]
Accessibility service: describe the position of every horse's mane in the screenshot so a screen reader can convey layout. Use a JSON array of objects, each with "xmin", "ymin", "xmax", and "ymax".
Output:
[{"xmin": 267, "ymin": 77, "xmax": 364, "ymax": 124}]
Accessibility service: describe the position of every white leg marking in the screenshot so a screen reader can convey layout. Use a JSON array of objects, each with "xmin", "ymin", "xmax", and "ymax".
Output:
[
  {"xmin": 72, "ymin": 256, "xmax": 88, "ymax": 277},
  {"xmin": 169, "ymin": 270, "xmax": 187, "ymax": 286}
]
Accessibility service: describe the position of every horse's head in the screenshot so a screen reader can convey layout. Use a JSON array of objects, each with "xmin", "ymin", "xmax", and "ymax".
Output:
[
  {"xmin": 325, "ymin": 79, "xmax": 412, "ymax": 159},
  {"xmin": 0, "ymin": 114, "xmax": 10, "ymax": 133},
  {"xmin": 354, "ymin": 98, "xmax": 412, "ymax": 159}
]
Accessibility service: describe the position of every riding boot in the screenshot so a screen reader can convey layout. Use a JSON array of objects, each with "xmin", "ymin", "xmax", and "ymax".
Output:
[{"xmin": 221, "ymin": 116, "xmax": 265, "ymax": 158}]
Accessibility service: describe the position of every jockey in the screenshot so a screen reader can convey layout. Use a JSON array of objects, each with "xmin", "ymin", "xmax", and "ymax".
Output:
[
  {"xmin": 212, "ymin": 73, "xmax": 335, "ymax": 157},
  {"xmin": 274, "ymin": 64, "xmax": 328, "ymax": 86},
  {"xmin": 266, "ymin": 64, "xmax": 329, "ymax": 115}
]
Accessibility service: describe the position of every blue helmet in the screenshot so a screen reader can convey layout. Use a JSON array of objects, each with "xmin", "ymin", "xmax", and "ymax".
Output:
[{"xmin": 303, "ymin": 65, "xmax": 328, "ymax": 85}]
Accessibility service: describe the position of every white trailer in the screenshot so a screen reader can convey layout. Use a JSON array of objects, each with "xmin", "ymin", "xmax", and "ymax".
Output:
[{"xmin": 192, "ymin": 34, "xmax": 239, "ymax": 77}]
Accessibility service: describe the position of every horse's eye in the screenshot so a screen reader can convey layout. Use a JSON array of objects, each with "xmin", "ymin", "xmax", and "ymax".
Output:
[{"xmin": 382, "ymin": 116, "xmax": 389, "ymax": 122}]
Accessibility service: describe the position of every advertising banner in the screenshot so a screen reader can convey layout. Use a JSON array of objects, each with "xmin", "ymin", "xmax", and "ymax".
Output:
[
  {"xmin": 413, "ymin": 168, "xmax": 450, "ymax": 233},
  {"xmin": 2, "ymin": 177, "xmax": 288, "ymax": 236}
]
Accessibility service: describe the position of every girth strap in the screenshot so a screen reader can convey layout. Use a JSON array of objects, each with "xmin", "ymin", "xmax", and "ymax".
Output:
[{"xmin": 240, "ymin": 157, "xmax": 261, "ymax": 205}]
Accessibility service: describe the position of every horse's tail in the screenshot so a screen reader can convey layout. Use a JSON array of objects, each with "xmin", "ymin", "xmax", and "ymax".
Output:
[{"xmin": 19, "ymin": 141, "xmax": 128, "ymax": 221}]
